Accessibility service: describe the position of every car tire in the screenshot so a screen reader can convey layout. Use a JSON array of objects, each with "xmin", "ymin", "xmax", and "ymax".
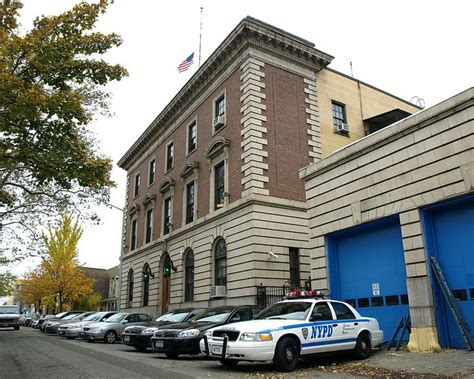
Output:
[
  {"xmin": 219, "ymin": 359, "xmax": 239, "ymax": 367},
  {"xmin": 165, "ymin": 352, "xmax": 179, "ymax": 359},
  {"xmin": 353, "ymin": 332, "xmax": 371, "ymax": 360},
  {"xmin": 273, "ymin": 336, "xmax": 300, "ymax": 372},
  {"xmin": 14, "ymin": 326, "xmax": 20, "ymax": 331},
  {"xmin": 104, "ymin": 330, "xmax": 117, "ymax": 344}
]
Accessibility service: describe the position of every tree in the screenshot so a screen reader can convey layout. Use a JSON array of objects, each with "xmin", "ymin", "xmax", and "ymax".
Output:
[
  {"xmin": 0, "ymin": 0, "xmax": 128, "ymax": 261},
  {"xmin": 0, "ymin": 271, "xmax": 16, "ymax": 296},
  {"xmin": 77, "ymin": 292, "xmax": 102, "ymax": 311},
  {"xmin": 41, "ymin": 213, "xmax": 95, "ymax": 311},
  {"xmin": 16, "ymin": 268, "xmax": 47, "ymax": 310}
]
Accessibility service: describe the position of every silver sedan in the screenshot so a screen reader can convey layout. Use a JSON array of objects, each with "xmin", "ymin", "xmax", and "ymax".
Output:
[
  {"xmin": 58, "ymin": 311, "xmax": 117, "ymax": 339},
  {"xmin": 80, "ymin": 312, "xmax": 154, "ymax": 343}
]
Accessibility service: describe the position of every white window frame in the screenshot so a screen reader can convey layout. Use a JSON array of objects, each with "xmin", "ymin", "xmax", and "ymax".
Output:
[
  {"xmin": 130, "ymin": 217, "xmax": 138, "ymax": 251},
  {"xmin": 186, "ymin": 119, "xmax": 198, "ymax": 155},
  {"xmin": 148, "ymin": 157, "xmax": 156, "ymax": 186},
  {"xmin": 165, "ymin": 141, "xmax": 174, "ymax": 172},
  {"xmin": 133, "ymin": 173, "xmax": 141, "ymax": 198},
  {"xmin": 144, "ymin": 207, "xmax": 153, "ymax": 245},
  {"xmin": 212, "ymin": 89, "xmax": 226, "ymax": 134}
]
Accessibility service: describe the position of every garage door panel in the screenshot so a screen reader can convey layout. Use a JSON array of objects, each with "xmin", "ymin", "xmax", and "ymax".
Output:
[
  {"xmin": 424, "ymin": 196, "xmax": 474, "ymax": 349},
  {"xmin": 329, "ymin": 219, "xmax": 409, "ymax": 341}
]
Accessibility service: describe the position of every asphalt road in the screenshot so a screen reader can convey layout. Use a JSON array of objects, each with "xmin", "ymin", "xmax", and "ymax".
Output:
[{"xmin": 0, "ymin": 327, "xmax": 361, "ymax": 379}]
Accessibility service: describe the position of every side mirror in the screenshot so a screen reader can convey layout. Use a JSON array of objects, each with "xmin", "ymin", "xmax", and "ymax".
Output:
[{"xmin": 122, "ymin": 320, "xmax": 129, "ymax": 324}]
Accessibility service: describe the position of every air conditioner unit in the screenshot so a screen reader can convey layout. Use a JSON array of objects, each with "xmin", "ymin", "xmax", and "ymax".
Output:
[
  {"xmin": 213, "ymin": 115, "xmax": 225, "ymax": 129},
  {"xmin": 335, "ymin": 122, "xmax": 350, "ymax": 133},
  {"xmin": 210, "ymin": 285, "xmax": 226, "ymax": 298}
]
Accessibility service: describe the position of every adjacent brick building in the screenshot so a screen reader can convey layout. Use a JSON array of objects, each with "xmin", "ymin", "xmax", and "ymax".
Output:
[{"xmin": 118, "ymin": 17, "xmax": 419, "ymax": 316}]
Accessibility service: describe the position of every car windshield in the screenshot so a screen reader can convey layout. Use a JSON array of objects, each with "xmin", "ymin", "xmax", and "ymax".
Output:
[
  {"xmin": 191, "ymin": 308, "xmax": 233, "ymax": 323},
  {"xmin": 44, "ymin": 315, "xmax": 55, "ymax": 319},
  {"xmin": 55, "ymin": 312, "xmax": 68, "ymax": 318},
  {"xmin": 156, "ymin": 311, "xmax": 191, "ymax": 323},
  {"xmin": 254, "ymin": 302, "xmax": 312, "ymax": 320},
  {"xmin": 62, "ymin": 313, "xmax": 80, "ymax": 320},
  {"xmin": 0, "ymin": 306, "xmax": 20, "ymax": 314},
  {"xmin": 105, "ymin": 313, "xmax": 127, "ymax": 323},
  {"xmin": 82, "ymin": 313, "xmax": 101, "ymax": 322}
]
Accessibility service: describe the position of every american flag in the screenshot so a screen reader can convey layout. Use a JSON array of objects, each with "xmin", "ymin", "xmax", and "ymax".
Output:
[{"xmin": 178, "ymin": 52, "xmax": 195, "ymax": 73}]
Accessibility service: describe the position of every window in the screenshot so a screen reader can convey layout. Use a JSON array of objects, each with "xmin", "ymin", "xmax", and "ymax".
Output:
[
  {"xmin": 332, "ymin": 101, "xmax": 346, "ymax": 127},
  {"xmin": 289, "ymin": 247, "xmax": 300, "ymax": 287},
  {"xmin": 142, "ymin": 264, "xmax": 150, "ymax": 307},
  {"xmin": 163, "ymin": 196, "xmax": 172, "ymax": 234},
  {"xmin": 214, "ymin": 94, "xmax": 225, "ymax": 131},
  {"xmin": 214, "ymin": 238, "xmax": 227, "ymax": 286},
  {"xmin": 148, "ymin": 159, "xmax": 156, "ymax": 186},
  {"xmin": 184, "ymin": 250, "xmax": 194, "ymax": 302},
  {"xmin": 311, "ymin": 302, "xmax": 333, "ymax": 321},
  {"xmin": 166, "ymin": 142, "xmax": 174, "ymax": 171},
  {"xmin": 214, "ymin": 161, "xmax": 225, "ymax": 210},
  {"xmin": 127, "ymin": 269, "xmax": 134, "ymax": 306},
  {"xmin": 332, "ymin": 302, "xmax": 356, "ymax": 320},
  {"xmin": 185, "ymin": 181, "xmax": 195, "ymax": 224},
  {"xmin": 187, "ymin": 121, "xmax": 197, "ymax": 153},
  {"xmin": 145, "ymin": 208, "xmax": 153, "ymax": 244},
  {"xmin": 134, "ymin": 173, "xmax": 140, "ymax": 197},
  {"xmin": 130, "ymin": 219, "xmax": 138, "ymax": 251}
]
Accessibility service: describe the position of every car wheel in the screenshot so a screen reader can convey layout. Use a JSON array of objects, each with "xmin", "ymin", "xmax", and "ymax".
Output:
[
  {"xmin": 14, "ymin": 326, "xmax": 20, "ymax": 331},
  {"xmin": 353, "ymin": 332, "xmax": 371, "ymax": 360},
  {"xmin": 165, "ymin": 352, "xmax": 179, "ymax": 359},
  {"xmin": 219, "ymin": 359, "xmax": 239, "ymax": 367},
  {"xmin": 273, "ymin": 336, "xmax": 300, "ymax": 372},
  {"xmin": 104, "ymin": 330, "xmax": 117, "ymax": 344}
]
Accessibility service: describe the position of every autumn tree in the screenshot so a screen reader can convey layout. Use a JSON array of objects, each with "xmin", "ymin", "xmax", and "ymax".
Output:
[
  {"xmin": 0, "ymin": 271, "xmax": 16, "ymax": 296},
  {"xmin": 0, "ymin": 0, "xmax": 128, "ymax": 261},
  {"xmin": 77, "ymin": 292, "xmax": 102, "ymax": 311},
  {"xmin": 17, "ymin": 268, "xmax": 48, "ymax": 311},
  {"xmin": 41, "ymin": 213, "xmax": 95, "ymax": 311}
]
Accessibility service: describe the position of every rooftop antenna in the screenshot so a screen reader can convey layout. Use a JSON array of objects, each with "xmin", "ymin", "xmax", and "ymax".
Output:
[
  {"xmin": 198, "ymin": 7, "xmax": 203, "ymax": 67},
  {"xmin": 350, "ymin": 61, "xmax": 354, "ymax": 78}
]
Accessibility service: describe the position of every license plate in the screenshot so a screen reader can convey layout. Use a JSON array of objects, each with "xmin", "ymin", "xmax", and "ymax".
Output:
[
  {"xmin": 123, "ymin": 336, "xmax": 130, "ymax": 342},
  {"xmin": 155, "ymin": 340, "xmax": 164, "ymax": 349},
  {"xmin": 211, "ymin": 344, "xmax": 222, "ymax": 355}
]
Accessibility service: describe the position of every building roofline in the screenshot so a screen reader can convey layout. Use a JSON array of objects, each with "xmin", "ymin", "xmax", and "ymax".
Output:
[
  {"xmin": 324, "ymin": 67, "xmax": 422, "ymax": 110},
  {"xmin": 300, "ymin": 87, "xmax": 474, "ymax": 181},
  {"xmin": 117, "ymin": 16, "xmax": 334, "ymax": 170}
]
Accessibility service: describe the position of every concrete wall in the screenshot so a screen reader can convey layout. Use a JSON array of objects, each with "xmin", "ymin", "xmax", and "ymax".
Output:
[{"xmin": 301, "ymin": 87, "xmax": 474, "ymax": 352}]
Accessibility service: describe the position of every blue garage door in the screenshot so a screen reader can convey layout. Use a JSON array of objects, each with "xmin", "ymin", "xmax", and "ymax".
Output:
[
  {"xmin": 423, "ymin": 196, "xmax": 474, "ymax": 349},
  {"xmin": 328, "ymin": 218, "xmax": 409, "ymax": 342}
]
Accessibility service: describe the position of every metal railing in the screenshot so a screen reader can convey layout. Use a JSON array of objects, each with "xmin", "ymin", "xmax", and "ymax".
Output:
[{"xmin": 256, "ymin": 280, "xmax": 311, "ymax": 308}]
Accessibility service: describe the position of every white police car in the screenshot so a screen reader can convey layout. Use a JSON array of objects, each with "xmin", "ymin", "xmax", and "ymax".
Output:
[{"xmin": 201, "ymin": 291, "xmax": 383, "ymax": 372}]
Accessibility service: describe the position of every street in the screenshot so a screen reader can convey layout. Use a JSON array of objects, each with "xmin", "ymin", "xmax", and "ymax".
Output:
[{"xmin": 0, "ymin": 328, "xmax": 355, "ymax": 379}]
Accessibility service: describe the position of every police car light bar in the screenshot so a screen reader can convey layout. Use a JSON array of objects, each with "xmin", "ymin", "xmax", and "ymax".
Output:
[{"xmin": 286, "ymin": 290, "xmax": 326, "ymax": 299}]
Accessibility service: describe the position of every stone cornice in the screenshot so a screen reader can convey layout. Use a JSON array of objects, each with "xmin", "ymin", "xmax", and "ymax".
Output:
[{"xmin": 118, "ymin": 16, "xmax": 334, "ymax": 170}]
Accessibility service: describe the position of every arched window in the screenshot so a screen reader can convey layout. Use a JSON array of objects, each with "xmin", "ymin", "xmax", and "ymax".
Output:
[
  {"xmin": 184, "ymin": 250, "xmax": 194, "ymax": 301},
  {"xmin": 142, "ymin": 263, "xmax": 151, "ymax": 307},
  {"xmin": 214, "ymin": 238, "xmax": 227, "ymax": 287},
  {"xmin": 127, "ymin": 269, "xmax": 134, "ymax": 307}
]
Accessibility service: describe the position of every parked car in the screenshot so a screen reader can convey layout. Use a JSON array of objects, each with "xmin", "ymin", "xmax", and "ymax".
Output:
[
  {"xmin": 80, "ymin": 312, "xmax": 154, "ymax": 343},
  {"xmin": 122, "ymin": 308, "xmax": 206, "ymax": 351},
  {"xmin": 36, "ymin": 314, "xmax": 56, "ymax": 330},
  {"xmin": 150, "ymin": 305, "xmax": 261, "ymax": 358},
  {"xmin": 45, "ymin": 311, "xmax": 94, "ymax": 334},
  {"xmin": 0, "ymin": 305, "xmax": 21, "ymax": 330},
  {"xmin": 202, "ymin": 290, "xmax": 384, "ymax": 372},
  {"xmin": 58, "ymin": 311, "xmax": 117, "ymax": 339},
  {"xmin": 41, "ymin": 311, "xmax": 83, "ymax": 332},
  {"xmin": 21, "ymin": 312, "xmax": 40, "ymax": 327}
]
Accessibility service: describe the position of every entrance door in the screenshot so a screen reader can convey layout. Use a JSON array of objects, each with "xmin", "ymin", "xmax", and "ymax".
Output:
[{"xmin": 161, "ymin": 254, "xmax": 171, "ymax": 314}]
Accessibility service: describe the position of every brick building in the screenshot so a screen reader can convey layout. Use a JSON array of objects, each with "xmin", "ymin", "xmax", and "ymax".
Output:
[{"xmin": 117, "ymin": 17, "xmax": 419, "ymax": 316}]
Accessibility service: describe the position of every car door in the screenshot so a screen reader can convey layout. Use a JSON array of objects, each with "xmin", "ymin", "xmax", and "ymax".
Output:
[
  {"xmin": 120, "ymin": 314, "xmax": 138, "ymax": 335},
  {"xmin": 328, "ymin": 301, "xmax": 361, "ymax": 351},
  {"xmin": 303, "ymin": 301, "xmax": 336, "ymax": 355},
  {"xmin": 228, "ymin": 308, "xmax": 252, "ymax": 324}
]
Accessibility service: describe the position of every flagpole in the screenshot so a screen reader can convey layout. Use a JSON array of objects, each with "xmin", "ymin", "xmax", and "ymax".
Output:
[{"xmin": 199, "ymin": 6, "xmax": 203, "ymax": 67}]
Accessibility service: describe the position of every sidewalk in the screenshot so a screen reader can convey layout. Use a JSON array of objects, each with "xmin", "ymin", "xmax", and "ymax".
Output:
[{"xmin": 317, "ymin": 348, "xmax": 474, "ymax": 378}]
